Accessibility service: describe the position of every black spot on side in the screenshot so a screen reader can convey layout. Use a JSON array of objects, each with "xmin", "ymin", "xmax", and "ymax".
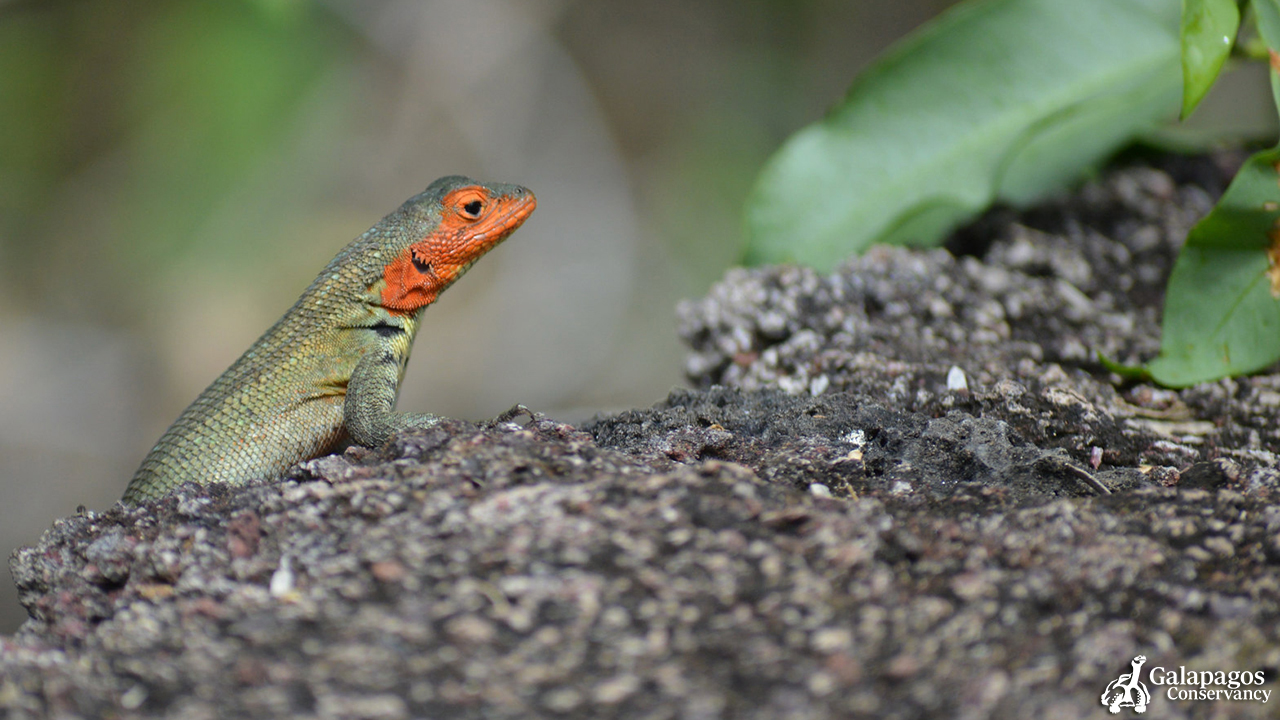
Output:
[
  {"xmin": 370, "ymin": 321, "xmax": 403, "ymax": 338},
  {"xmin": 378, "ymin": 351, "xmax": 398, "ymax": 366}
]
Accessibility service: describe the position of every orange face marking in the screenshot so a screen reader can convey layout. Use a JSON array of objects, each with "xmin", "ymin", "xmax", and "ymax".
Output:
[{"xmin": 381, "ymin": 185, "xmax": 536, "ymax": 312}]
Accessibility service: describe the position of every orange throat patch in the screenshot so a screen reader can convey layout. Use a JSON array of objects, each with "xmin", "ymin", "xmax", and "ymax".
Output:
[{"xmin": 380, "ymin": 186, "xmax": 536, "ymax": 312}]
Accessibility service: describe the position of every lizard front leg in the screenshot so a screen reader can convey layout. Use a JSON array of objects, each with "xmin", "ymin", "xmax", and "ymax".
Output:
[{"xmin": 344, "ymin": 349, "xmax": 442, "ymax": 448}]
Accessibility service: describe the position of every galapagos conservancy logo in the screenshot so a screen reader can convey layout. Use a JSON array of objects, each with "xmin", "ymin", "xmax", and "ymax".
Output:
[
  {"xmin": 1100, "ymin": 655, "xmax": 1270, "ymax": 714},
  {"xmin": 1101, "ymin": 656, "xmax": 1151, "ymax": 713}
]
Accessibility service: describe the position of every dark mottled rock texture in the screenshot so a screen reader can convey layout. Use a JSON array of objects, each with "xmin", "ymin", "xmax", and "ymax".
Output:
[{"xmin": 5, "ymin": 154, "xmax": 1280, "ymax": 719}]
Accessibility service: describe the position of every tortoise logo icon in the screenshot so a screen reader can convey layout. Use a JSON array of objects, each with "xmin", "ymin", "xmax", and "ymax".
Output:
[{"xmin": 1102, "ymin": 655, "xmax": 1152, "ymax": 714}]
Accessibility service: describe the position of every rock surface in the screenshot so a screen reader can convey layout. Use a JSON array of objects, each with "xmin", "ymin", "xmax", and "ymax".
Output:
[{"xmin": 5, "ymin": 154, "xmax": 1280, "ymax": 719}]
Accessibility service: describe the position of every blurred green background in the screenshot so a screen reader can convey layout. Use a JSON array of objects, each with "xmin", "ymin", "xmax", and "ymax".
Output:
[{"xmin": 3, "ymin": 0, "xmax": 1271, "ymax": 633}]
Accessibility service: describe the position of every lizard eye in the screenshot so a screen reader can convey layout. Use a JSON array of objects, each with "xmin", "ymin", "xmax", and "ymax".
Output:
[
  {"xmin": 462, "ymin": 199, "xmax": 483, "ymax": 218},
  {"xmin": 411, "ymin": 254, "xmax": 432, "ymax": 274}
]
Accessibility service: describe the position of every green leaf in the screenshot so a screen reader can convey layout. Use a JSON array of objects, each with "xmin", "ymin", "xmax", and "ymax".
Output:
[
  {"xmin": 1146, "ymin": 146, "xmax": 1280, "ymax": 386},
  {"xmin": 1252, "ymin": 0, "xmax": 1280, "ymax": 118},
  {"xmin": 1179, "ymin": 0, "xmax": 1240, "ymax": 119},
  {"xmin": 1098, "ymin": 352, "xmax": 1154, "ymax": 381},
  {"xmin": 744, "ymin": 0, "xmax": 1182, "ymax": 270}
]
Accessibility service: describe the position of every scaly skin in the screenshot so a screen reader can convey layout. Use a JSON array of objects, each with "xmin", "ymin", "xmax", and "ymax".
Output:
[{"xmin": 123, "ymin": 176, "xmax": 536, "ymax": 503}]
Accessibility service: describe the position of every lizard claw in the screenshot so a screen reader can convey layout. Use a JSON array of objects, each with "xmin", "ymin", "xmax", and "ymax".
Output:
[{"xmin": 492, "ymin": 404, "xmax": 541, "ymax": 428}]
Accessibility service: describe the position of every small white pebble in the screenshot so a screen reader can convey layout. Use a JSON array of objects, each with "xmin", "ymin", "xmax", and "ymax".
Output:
[
  {"xmin": 946, "ymin": 365, "xmax": 968, "ymax": 392},
  {"xmin": 809, "ymin": 375, "xmax": 830, "ymax": 396},
  {"xmin": 594, "ymin": 674, "xmax": 641, "ymax": 704},
  {"xmin": 120, "ymin": 685, "xmax": 148, "ymax": 710},
  {"xmin": 270, "ymin": 555, "xmax": 295, "ymax": 597},
  {"xmin": 543, "ymin": 688, "xmax": 582, "ymax": 712},
  {"xmin": 778, "ymin": 375, "xmax": 807, "ymax": 395},
  {"xmin": 843, "ymin": 429, "xmax": 866, "ymax": 448},
  {"xmin": 809, "ymin": 483, "xmax": 832, "ymax": 498},
  {"xmin": 811, "ymin": 627, "xmax": 853, "ymax": 653},
  {"xmin": 807, "ymin": 671, "xmax": 837, "ymax": 696}
]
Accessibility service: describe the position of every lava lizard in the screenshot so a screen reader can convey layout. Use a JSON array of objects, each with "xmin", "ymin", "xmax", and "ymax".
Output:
[{"xmin": 123, "ymin": 176, "xmax": 536, "ymax": 503}]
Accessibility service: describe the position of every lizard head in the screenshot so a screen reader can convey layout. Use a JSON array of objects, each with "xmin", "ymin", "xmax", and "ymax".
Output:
[{"xmin": 379, "ymin": 176, "xmax": 536, "ymax": 312}]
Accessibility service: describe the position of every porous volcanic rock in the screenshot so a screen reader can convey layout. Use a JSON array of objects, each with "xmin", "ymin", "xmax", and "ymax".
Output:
[{"xmin": 4, "ymin": 154, "xmax": 1280, "ymax": 720}]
